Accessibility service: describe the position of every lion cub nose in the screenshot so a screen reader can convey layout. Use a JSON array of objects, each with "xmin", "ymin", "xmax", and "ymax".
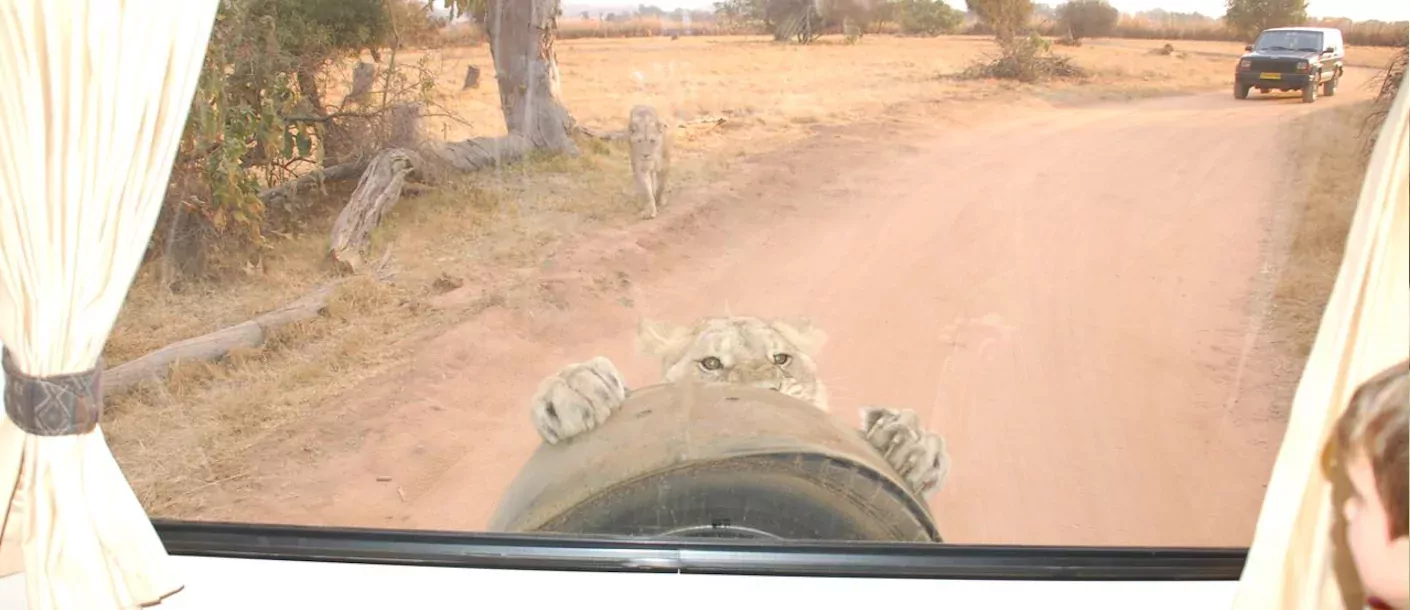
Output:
[{"xmin": 749, "ymin": 379, "xmax": 783, "ymax": 392}]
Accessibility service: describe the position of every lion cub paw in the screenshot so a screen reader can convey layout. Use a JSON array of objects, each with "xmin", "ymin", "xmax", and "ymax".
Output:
[
  {"xmin": 530, "ymin": 356, "xmax": 628, "ymax": 444},
  {"xmin": 860, "ymin": 407, "xmax": 951, "ymax": 498}
]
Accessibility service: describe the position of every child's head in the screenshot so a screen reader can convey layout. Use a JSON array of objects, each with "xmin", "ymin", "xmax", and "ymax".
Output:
[{"xmin": 1329, "ymin": 360, "xmax": 1409, "ymax": 609}]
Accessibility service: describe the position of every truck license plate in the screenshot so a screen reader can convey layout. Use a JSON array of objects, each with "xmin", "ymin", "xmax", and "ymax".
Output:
[{"xmin": 1260, "ymin": 72, "xmax": 1281, "ymax": 80}]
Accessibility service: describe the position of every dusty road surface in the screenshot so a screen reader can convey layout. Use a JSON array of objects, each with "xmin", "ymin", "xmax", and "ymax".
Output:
[{"xmin": 222, "ymin": 71, "xmax": 1378, "ymax": 547}]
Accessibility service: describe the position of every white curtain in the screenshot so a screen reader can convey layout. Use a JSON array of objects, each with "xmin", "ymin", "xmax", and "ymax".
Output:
[
  {"xmin": 0, "ymin": 1, "xmax": 220, "ymax": 609},
  {"xmin": 1232, "ymin": 75, "xmax": 1410, "ymax": 607}
]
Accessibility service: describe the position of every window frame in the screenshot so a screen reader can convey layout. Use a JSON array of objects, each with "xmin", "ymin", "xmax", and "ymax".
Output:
[{"xmin": 153, "ymin": 519, "xmax": 1247, "ymax": 581}]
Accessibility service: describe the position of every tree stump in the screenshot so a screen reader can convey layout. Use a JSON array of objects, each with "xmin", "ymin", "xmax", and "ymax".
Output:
[
  {"xmin": 386, "ymin": 103, "xmax": 423, "ymax": 149},
  {"xmin": 463, "ymin": 65, "xmax": 481, "ymax": 90}
]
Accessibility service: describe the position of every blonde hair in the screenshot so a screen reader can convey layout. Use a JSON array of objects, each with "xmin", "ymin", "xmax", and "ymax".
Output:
[{"xmin": 1331, "ymin": 359, "xmax": 1409, "ymax": 537}]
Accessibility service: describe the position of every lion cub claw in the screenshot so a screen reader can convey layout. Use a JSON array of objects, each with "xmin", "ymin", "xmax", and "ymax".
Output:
[
  {"xmin": 861, "ymin": 407, "xmax": 951, "ymax": 498},
  {"xmin": 530, "ymin": 356, "xmax": 628, "ymax": 444}
]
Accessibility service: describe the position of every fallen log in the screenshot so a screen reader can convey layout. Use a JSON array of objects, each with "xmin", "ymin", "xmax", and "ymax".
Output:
[
  {"xmin": 420, "ymin": 134, "xmax": 533, "ymax": 174},
  {"xmin": 327, "ymin": 135, "xmax": 533, "ymax": 272},
  {"xmin": 102, "ymin": 256, "xmax": 394, "ymax": 397}
]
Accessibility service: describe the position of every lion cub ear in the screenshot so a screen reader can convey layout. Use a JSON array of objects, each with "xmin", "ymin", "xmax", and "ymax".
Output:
[
  {"xmin": 637, "ymin": 319, "xmax": 693, "ymax": 364},
  {"xmin": 771, "ymin": 318, "xmax": 827, "ymax": 356}
]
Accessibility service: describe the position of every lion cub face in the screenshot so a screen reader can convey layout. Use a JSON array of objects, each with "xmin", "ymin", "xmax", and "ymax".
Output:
[
  {"xmin": 637, "ymin": 316, "xmax": 829, "ymax": 410},
  {"xmin": 627, "ymin": 106, "xmax": 664, "ymax": 167}
]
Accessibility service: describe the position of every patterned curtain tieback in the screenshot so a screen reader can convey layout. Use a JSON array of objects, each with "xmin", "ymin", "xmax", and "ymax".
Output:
[{"xmin": 2, "ymin": 347, "xmax": 103, "ymax": 436}]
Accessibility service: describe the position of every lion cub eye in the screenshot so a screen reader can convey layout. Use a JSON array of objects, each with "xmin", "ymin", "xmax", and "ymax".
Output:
[
  {"xmin": 699, "ymin": 357, "xmax": 724, "ymax": 371},
  {"xmin": 772, "ymin": 353, "xmax": 792, "ymax": 366}
]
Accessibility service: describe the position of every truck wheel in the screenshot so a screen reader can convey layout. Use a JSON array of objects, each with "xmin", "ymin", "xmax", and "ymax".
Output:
[
  {"xmin": 1234, "ymin": 83, "xmax": 1250, "ymax": 100},
  {"xmin": 1302, "ymin": 76, "xmax": 1319, "ymax": 103},
  {"xmin": 1323, "ymin": 74, "xmax": 1338, "ymax": 97},
  {"xmin": 489, "ymin": 382, "xmax": 942, "ymax": 543}
]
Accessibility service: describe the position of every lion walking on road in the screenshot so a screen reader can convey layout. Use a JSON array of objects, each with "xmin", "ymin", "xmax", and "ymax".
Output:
[{"xmin": 627, "ymin": 105, "xmax": 670, "ymax": 219}]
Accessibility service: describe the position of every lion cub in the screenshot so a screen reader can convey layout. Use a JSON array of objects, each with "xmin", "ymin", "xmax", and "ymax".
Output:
[{"xmin": 627, "ymin": 105, "xmax": 670, "ymax": 219}]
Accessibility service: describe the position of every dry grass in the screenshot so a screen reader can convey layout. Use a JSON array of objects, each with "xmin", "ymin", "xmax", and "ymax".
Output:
[
  {"xmin": 1033, "ymin": 16, "xmax": 1409, "ymax": 48},
  {"xmin": 1267, "ymin": 101, "xmax": 1377, "ymax": 362},
  {"xmin": 1087, "ymin": 38, "xmax": 1405, "ymax": 70},
  {"xmin": 104, "ymin": 34, "xmax": 1264, "ymax": 515},
  {"xmin": 558, "ymin": 16, "xmax": 735, "ymax": 39},
  {"xmin": 355, "ymin": 34, "xmax": 1242, "ymax": 144}
]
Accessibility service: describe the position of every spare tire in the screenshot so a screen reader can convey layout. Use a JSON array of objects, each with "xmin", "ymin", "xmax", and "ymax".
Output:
[{"xmin": 488, "ymin": 381, "xmax": 941, "ymax": 543}]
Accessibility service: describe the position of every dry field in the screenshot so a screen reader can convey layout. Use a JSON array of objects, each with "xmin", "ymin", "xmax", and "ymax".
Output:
[
  {"xmin": 107, "ymin": 35, "xmax": 1244, "ymax": 361},
  {"xmin": 1089, "ymin": 37, "xmax": 1403, "ymax": 70},
  {"xmin": 101, "ymin": 33, "xmax": 1383, "ymax": 521}
]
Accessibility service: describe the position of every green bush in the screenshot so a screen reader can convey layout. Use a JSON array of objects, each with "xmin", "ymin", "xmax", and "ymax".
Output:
[
  {"xmin": 1224, "ymin": 0, "xmax": 1308, "ymax": 39},
  {"xmin": 965, "ymin": 0, "xmax": 1034, "ymax": 41},
  {"xmin": 894, "ymin": 0, "xmax": 963, "ymax": 36},
  {"xmin": 1057, "ymin": 0, "xmax": 1118, "ymax": 40},
  {"xmin": 159, "ymin": 0, "xmax": 442, "ymax": 281}
]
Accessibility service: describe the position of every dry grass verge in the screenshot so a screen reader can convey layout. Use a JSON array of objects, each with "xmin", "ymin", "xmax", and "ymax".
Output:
[{"xmin": 1268, "ymin": 100, "xmax": 1377, "ymax": 365}]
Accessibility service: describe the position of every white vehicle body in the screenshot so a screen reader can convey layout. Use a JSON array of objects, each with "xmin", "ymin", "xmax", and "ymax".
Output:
[{"xmin": 0, "ymin": 554, "xmax": 1238, "ymax": 610}]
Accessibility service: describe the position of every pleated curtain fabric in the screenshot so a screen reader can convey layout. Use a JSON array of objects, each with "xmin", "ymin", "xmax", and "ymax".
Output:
[
  {"xmin": 1232, "ymin": 75, "xmax": 1410, "ymax": 608},
  {"xmin": 0, "ymin": 2, "xmax": 221, "ymax": 609}
]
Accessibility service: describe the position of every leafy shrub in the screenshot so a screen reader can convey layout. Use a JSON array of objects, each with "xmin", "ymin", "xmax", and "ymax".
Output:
[
  {"xmin": 894, "ymin": 0, "xmax": 964, "ymax": 36},
  {"xmin": 1057, "ymin": 0, "xmax": 1118, "ymax": 40},
  {"xmin": 158, "ymin": 0, "xmax": 443, "ymax": 282},
  {"xmin": 965, "ymin": 0, "xmax": 1035, "ymax": 42},
  {"xmin": 1224, "ymin": 0, "xmax": 1307, "ymax": 40}
]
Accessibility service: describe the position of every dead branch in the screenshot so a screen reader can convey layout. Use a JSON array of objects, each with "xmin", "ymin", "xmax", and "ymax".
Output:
[
  {"xmin": 101, "ymin": 256, "xmax": 396, "ymax": 397},
  {"xmin": 282, "ymin": 110, "xmax": 386, "ymax": 124},
  {"xmin": 257, "ymin": 159, "xmax": 371, "ymax": 208}
]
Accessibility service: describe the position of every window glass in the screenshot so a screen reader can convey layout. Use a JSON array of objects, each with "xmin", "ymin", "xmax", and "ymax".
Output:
[{"xmin": 96, "ymin": 1, "xmax": 1407, "ymax": 549}]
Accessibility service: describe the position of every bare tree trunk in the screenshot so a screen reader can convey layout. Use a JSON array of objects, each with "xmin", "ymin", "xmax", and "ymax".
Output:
[
  {"xmin": 296, "ymin": 65, "xmax": 325, "ymax": 115},
  {"xmin": 486, "ymin": 0, "xmax": 578, "ymax": 155}
]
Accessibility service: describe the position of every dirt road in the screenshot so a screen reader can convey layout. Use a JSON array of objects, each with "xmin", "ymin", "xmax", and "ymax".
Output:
[{"xmin": 224, "ymin": 73, "xmax": 1377, "ymax": 547}]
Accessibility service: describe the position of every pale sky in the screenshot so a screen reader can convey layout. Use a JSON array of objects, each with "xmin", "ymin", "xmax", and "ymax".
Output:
[{"xmin": 616, "ymin": 0, "xmax": 1408, "ymax": 22}]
